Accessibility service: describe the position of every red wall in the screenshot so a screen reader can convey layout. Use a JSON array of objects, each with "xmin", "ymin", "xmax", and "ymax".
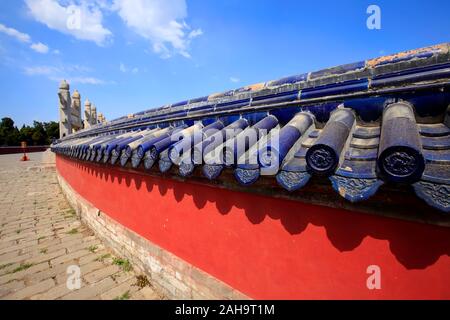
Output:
[
  {"xmin": 0, "ymin": 146, "xmax": 48, "ymax": 155},
  {"xmin": 56, "ymin": 155, "xmax": 450, "ymax": 299}
]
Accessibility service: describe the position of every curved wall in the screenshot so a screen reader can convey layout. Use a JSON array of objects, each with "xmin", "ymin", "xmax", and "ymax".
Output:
[
  {"xmin": 56, "ymin": 155, "xmax": 450, "ymax": 299},
  {"xmin": 0, "ymin": 146, "xmax": 48, "ymax": 154}
]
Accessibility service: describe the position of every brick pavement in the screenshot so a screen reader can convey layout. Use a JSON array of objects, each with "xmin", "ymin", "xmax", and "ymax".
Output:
[{"xmin": 0, "ymin": 151, "xmax": 164, "ymax": 300}]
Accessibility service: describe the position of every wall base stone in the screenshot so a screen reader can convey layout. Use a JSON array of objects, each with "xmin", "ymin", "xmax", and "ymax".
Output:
[{"xmin": 57, "ymin": 173, "xmax": 248, "ymax": 300}]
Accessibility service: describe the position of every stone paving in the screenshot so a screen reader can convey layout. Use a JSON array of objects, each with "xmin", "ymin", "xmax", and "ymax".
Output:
[{"xmin": 0, "ymin": 151, "xmax": 164, "ymax": 300}]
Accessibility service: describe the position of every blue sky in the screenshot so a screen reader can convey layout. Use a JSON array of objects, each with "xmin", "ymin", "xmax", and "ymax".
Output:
[{"xmin": 0, "ymin": 0, "xmax": 449, "ymax": 127}]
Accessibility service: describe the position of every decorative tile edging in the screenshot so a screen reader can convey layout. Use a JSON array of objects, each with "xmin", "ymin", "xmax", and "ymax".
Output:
[
  {"xmin": 56, "ymin": 172, "xmax": 248, "ymax": 300},
  {"xmin": 58, "ymin": 43, "xmax": 450, "ymax": 140}
]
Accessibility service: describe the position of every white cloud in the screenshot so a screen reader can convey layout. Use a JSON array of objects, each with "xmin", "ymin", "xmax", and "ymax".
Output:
[
  {"xmin": 66, "ymin": 64, "xmax": 92, "ymax": 73},
  {"xmin": 0, "ymin": 23, "xmax": 54, "ymax": 54},
  {"xmin": 230, "ymin": 77, "xmax": 240, "ymax": 83},
  {"xmin": 24, "ymin": 65, "xmax": 59, "ymax": 75},
  {"xmin": 24, "ymin": 0, "xmax": 201, "ymax": 57},
  {"xmin": 119, "ymin": 62, "xmax": 139, "ymax": 74},
  {"xmin": 25, "ymin": 0, "xmax": 112, "ymax": 46},
  {"xmin": 30, "ymin": 42, "xmax": 49, "ymax": 53},
  {"xmin": 0, "ymin": 23, "xmax": 31, "ymax": 43},
  {"xmin": 52, "ymin": 49, "xmax": 61, "ymax": 54},
  {"xmin": 23, "ymin": 64, "xmax": 110, "ymax": 85},
  {"xmin": 69, "ymin": 77, "xmax": 106, "ymax": 85},
  {"xmin": 113, "ymin": 0, "xmax": 202, "ymax": 58},
  {"xmin": 188, "ymin": 28, "xmax": 202, "ymax": 39}
]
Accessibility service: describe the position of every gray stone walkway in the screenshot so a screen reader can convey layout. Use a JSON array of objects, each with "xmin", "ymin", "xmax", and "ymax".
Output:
[{"xmin": 0, "ymin": 151, "xmax": 163, "ymax": 300}]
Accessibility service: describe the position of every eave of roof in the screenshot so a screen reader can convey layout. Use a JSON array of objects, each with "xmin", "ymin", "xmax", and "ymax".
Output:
[{"xmin": 52, "ymin": 43, "xmax": 450, "ymax": 220}]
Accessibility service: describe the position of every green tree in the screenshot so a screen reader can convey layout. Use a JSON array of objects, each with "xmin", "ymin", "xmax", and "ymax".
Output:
[
  {"xmin": 0, "ymin": 118, "xmax": 59, "ymax": 146},
  {"xmin": 0, "ymin": 117, "xmax": 20, "ymax": 146},
  {"xmin": 31, "ymin": 121, "xmax": 47, "ymax": 145},
  {"xmin": 44, "ymin": 121, "xmax": 59, "ymax": 143},
  {"xmin": 19, "ymin": 125, "xmax": 34, "ymax": 146}
]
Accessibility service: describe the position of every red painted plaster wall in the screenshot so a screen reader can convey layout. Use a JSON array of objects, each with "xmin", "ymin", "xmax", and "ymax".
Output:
[
  {"xmin": 56, "ymin": 155, "xmax": 450, "ymax": 299},
  {"xmin": 0, "ymin": 146, "xmax": 48, "ymax": 154}
]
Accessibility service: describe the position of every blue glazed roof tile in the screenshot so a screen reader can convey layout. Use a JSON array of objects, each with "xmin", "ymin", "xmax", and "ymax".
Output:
[
  {"xmin": 266, "ymin": 73, "xmax": 309, "ymax": 87},
  {"xmin": 52, "ymin": 43, "xmax": 450, "ymax": 214},
  {"xmin": 309, "ymin": 61, "xmax": 366, "ymax": 79}
]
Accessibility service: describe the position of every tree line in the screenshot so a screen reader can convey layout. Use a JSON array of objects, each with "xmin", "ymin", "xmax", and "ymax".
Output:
[{"xmin": 0, "ymin": 117, "xmax": 59, "ymax": 146}]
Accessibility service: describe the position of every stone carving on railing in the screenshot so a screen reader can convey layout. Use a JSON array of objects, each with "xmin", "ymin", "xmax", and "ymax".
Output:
[
  {"xmin": 84, "ymin": 99, "xmax": 92, "ymax": 129},
  {"xmin": 58, "ymin": 80, "xmax": 71, "ymax": 138},
  {"xmin": 58, "ymin": 81, "xmax": 106, "ymax": 138},
  {"xmin": 91, "ymin": 104, "xmax": 98, "ymax": 125}
]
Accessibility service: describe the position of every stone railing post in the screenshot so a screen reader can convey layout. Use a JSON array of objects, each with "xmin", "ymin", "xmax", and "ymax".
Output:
[
  {"xmin": 91, "ymin": 104, "xmax": 98, "ymax": 125},
  {"xmin": 58, "ymin": 80, "xmax": 71, "ymax": 138},
  {"xmin": 84, "ymin": 99, "xmax": 92, "ymax": 129},
  {"xmin": 71, "ymin": 90, "xmax": 82, "ymax": 132}
]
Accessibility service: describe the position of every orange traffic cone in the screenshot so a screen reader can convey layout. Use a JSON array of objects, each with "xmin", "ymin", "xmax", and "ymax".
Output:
[{"xmin": 20, "ymin": 141, "xmax": 29, "ymax": 161}]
